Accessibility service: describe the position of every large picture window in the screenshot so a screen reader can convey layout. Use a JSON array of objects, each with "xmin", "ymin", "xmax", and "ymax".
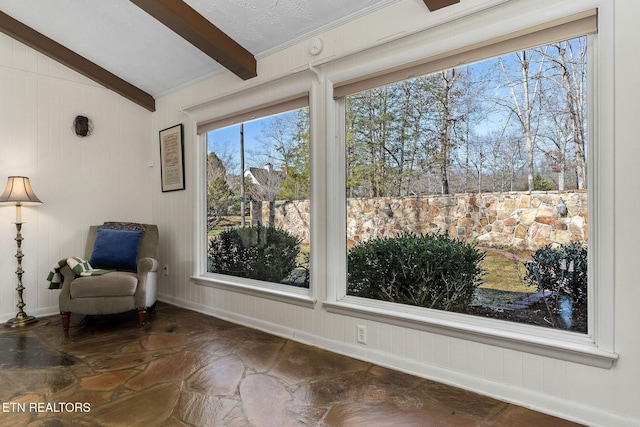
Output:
[
  {"xmin": 189, "ymin": 7, "xmax": 614, "ymax": 367},
  {"xmin": 341, "ymin": 33, "xmax": 591, "ymax": 332},
  {"xmin": 205, "ymin": 105, "xmax": 311, "ymax": 288}
]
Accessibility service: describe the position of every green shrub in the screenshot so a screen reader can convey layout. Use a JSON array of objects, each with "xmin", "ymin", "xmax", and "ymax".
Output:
[
  {"xmin": 524, "ymin": 242, "xmax": 587, "ymax": 304},
  {"xmin": 208, "ymin": 223, "xmax": 301, "ymax": 283},
  {"xmin": 347, "ymin": 233, "xmax": 485, "ymax": 311},
  {"xmin": 524, "ymin": 173, "xmax": 555, "ymax": 191}
]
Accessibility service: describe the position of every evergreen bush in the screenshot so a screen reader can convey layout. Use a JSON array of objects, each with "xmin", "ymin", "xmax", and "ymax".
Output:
[
  {"xmin": 524, "ymin": 242, "xmax": 587, "ymax": 304},
  {"xmin": 347, "ymin": 233, "xmax": 485, "ymax": 311},
  {"xmin": 208, "ymin": 223, "xmax": 300, "ymax": 283}
]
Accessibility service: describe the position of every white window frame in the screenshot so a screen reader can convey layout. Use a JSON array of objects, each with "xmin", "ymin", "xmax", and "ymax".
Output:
[
  {"xmin": 187, "ymin": 70, "xmax": 320, "ymax": 309},
  {"xmin": 323, "ymin": 4, "xmax": 617, "ymax": 369}
]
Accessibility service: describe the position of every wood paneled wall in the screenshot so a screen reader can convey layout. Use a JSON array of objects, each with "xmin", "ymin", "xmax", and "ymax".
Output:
[{"xmin": 0, "ymin": 33, "xmax": 154, "ymax": 319}]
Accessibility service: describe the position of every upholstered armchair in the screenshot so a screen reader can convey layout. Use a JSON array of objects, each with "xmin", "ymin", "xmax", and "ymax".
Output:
[{"xmin": 58, "ymin": 222, "xmax": 159, "ymax": 330}]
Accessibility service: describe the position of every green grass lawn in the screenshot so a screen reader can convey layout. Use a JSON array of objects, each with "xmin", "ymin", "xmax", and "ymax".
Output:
[
  {"xmin": 479, "ymin": 250, "xmax": 532, "ymax": 292},
  {"xmin": 475, "ymin": 249, "xmax": 536, "ymax": 306}
]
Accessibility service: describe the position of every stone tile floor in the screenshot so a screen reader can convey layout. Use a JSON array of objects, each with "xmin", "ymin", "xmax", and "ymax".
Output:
[{"xmin": 0, "ymin": 303, "xmax": 584, "ymax": 426}]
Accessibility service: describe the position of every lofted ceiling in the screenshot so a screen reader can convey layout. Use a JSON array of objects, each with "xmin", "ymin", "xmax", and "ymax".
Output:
[{"xmin": 0, "ymin": 0, "xmax": 459, "ymax": 111}]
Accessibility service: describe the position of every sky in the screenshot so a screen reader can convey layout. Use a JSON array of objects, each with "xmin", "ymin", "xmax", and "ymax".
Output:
[
  {"xmin": 207, "ymin": 120, "xmax": 267, "ymax": 175},
  {"xmin": 207, "ymin": 109, "xmax": 301, "ymax": 175}
]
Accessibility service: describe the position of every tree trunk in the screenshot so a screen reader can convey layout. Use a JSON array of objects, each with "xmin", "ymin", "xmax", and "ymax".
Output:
[
  {"xmin": 521, "ymin": 52, "xmax": 535, "ymax": 193},
  {"xmin": 554, "ymin": 41, "xmax": 587, "ymax": 189}
]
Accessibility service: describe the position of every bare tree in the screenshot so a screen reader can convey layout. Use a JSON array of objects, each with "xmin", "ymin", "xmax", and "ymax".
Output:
[
  {"xmin": 252, "ymin": 109, "xmax": 310, "ymax": 200},
  {"xmin": 255, "ymin": 112, "xmax": 300, "ymax": 169},
  {"xmin": 498, "ymin": 49, "xmax": 546, "ymax": 192},
  {"xmin": 451, "ymin": 65, "xmax": 485, "ymax": 193},
  {"xmin": 434, "ymin": 69, "xmax": 458, "ymax": 194},
  {"xmin": 491, "ymin": 135, "xmax": 525, "ymax": 191},
  {"xmin": 538, "ymin": 99, "xmax": 572, "ymax": 190},
  {"xmin": 549, "ymin": 38, "xmax": 588, "ymax": 189}
]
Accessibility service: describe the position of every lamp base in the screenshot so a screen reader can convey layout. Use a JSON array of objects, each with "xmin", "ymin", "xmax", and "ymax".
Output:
[{"xmin": 4, "ymin": 312, "xmax": 38, "ymax": 328}]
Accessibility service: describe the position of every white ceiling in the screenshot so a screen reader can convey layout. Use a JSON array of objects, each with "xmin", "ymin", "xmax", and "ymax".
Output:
[{"xmin": 0, "ymin": 0, "xmax": 401, "ymax": 97}]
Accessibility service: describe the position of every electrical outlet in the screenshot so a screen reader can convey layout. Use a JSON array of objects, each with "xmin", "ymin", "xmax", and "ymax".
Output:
[
  {"xmin": 162, "ymin": 264, "xmax": 169, "ymax": 276},
  {"xmin": 356, "ymin": 324, "xmax": 367, "ymax": 344}
]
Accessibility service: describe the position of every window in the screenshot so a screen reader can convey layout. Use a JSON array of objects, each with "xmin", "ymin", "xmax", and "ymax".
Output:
[
  {"xmin": 325, "ymin": 9, "xmax": 617, "ymax": 367},
  {"xmin": 205, "ymin": 106, "xmax": 311, "ymax": 288},
  {"xmin": 187, "ymin": 7, "xmax": 615, "ymax": 367},
  {"xmin": 342, "ymin": 35, "xmax": 589, "ymax": 332}
]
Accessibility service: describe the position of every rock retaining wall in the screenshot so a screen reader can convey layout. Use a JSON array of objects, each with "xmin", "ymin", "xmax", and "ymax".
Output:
[
  {"xmin": 252, "ymin": 191, "xmax": 587, "ymax": 251},
  {"xmin": 252, "ymin": 199, "xmax": 312, "ymax": 245}
]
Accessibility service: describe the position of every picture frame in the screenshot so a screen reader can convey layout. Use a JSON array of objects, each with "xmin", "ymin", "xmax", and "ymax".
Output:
[{"xmin": 159, "ymin": 124, "xmax": 185, "ymax": 192}]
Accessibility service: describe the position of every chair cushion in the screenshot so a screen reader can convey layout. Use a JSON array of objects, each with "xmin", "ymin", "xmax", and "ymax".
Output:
[
  {"xmin": 90, "ymin": 228, "xmax": 143, "ymax": 271},
  {"xmin": 70, "ymin": 272, "xmax": 138, "ymax": 298}
]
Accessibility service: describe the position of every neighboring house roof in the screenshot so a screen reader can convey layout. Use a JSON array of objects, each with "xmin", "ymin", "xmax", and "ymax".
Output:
[
  {"xmin": 244, "ymin": 165, "xmax": 286, "ymax": 187},
  {"xmin": 244, "ymin": 164, "xmax": 287, "ymax": 201}
]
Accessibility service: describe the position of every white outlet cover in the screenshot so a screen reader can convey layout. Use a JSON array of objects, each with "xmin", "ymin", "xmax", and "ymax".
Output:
[{"xmin": 357, "ymin": 325, "xmax": 366, "ymax": 344}]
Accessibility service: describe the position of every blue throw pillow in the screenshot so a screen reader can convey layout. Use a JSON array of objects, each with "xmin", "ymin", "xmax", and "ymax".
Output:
[{"xmin": 89, "ymin": 228, "xmax": 143, "ymax": 271}]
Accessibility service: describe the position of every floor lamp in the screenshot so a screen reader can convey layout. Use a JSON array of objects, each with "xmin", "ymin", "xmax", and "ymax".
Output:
[{"xmin": 0, "ymin": 176, "xmax": 42, "ymax": 327}]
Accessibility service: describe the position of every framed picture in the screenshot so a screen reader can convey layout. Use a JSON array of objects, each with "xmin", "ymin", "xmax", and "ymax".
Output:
[{"xmin": 159, "ymin": 124, "xmax": 185, "ymax": 192}]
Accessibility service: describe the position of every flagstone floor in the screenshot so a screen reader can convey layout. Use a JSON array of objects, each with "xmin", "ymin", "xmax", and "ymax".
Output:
[{"xmin": 0, "ymin": 302, "xmax": 584, "ymax": 426}]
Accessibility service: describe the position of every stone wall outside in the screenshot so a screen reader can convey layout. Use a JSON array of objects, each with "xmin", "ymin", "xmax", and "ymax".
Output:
[
  {"xmin": 252, "ymin": 190, "xmax": 587, "ymax": 251},
  {"xmin": 253, "ymin": 199, "xmax": 311, "ymax": 246}
]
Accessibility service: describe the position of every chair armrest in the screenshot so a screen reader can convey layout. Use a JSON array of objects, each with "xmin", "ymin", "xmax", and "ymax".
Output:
[
  {"xmin": 135, "ymin": 257, "xmax": 159, "ymax": 308},
  {"xmin": 137, "ymin": 257, "xmax": 159, "ymax": 275}
]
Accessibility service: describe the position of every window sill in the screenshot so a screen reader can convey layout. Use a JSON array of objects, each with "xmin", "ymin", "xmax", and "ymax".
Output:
[
  {"xmin": 323, "ymin": 297, "xmax": 618, "ymax": 369},
  {"xmin": 192, "ymin": 274, "xmax": 316, "ymax": 309}
]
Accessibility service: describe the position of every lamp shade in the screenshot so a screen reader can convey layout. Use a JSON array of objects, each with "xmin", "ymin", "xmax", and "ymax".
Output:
[{"xmin": 0, "ymin": 176, "xmax": 42, "ymax": 204}]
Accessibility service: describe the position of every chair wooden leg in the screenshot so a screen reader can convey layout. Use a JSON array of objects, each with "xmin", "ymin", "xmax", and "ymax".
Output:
[
  {"xmin": 61, "ymin": 312, "xmax": 70, "ymax": 330},
  {"xmin": 137, "ymin": 307, "xmax": 146, "ymax": 327}
]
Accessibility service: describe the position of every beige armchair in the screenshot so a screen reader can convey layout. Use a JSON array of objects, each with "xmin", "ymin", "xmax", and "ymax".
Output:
[{"xmin": 59, "ymin": 222, "xmax": 159, "ymax": 330}]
